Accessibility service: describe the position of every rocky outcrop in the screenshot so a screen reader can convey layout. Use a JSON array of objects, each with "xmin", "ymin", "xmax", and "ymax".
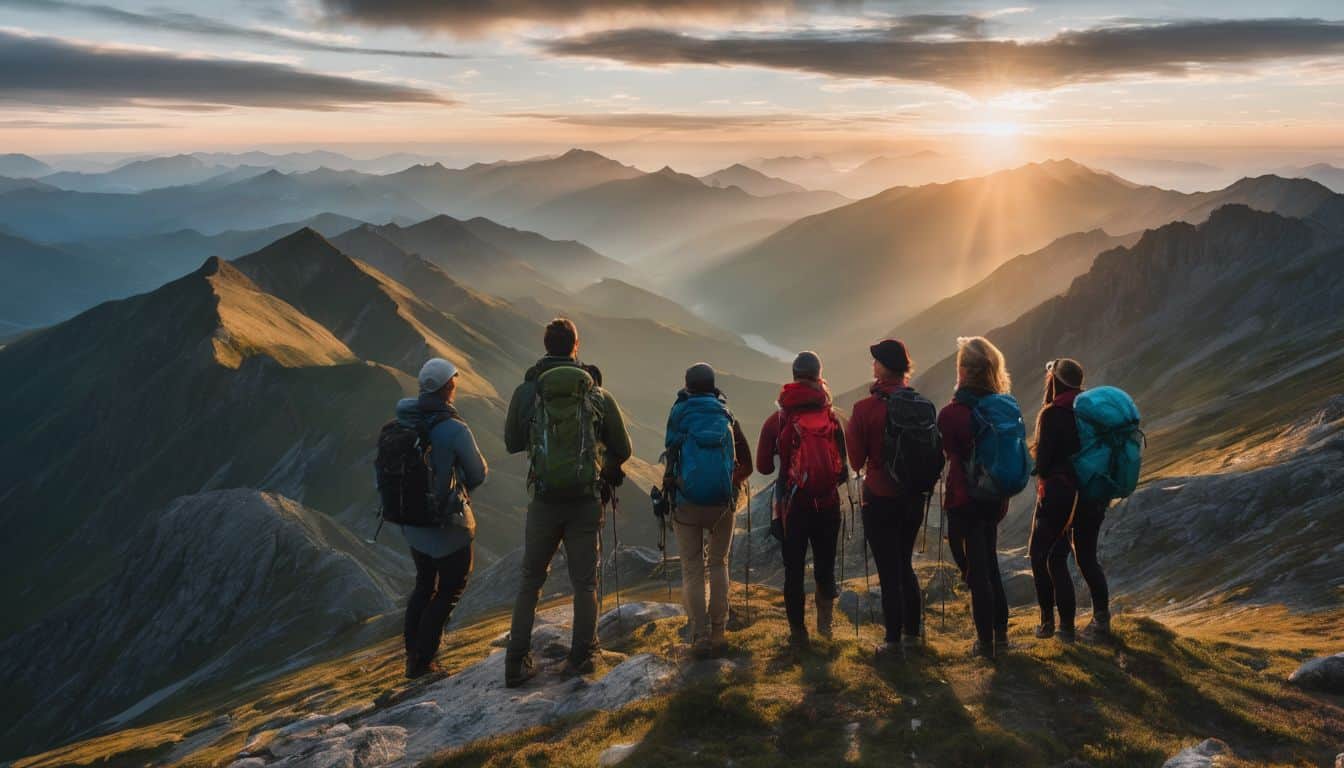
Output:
[
  {"xmin": 233, "ymin": 603, "xmax": 681, "ymax": 768},
  {"xmin": 1288, "ymin": 652, "xmax": 1344, "ymax": 693},
  {"xmin": 1105, "ymin": 397, "xmax": 1344, "ymax": 611},
  {"xmin": 1161, "ymin": 738, "xmax": 1232, "ymax": 767},
  {"xmin": 0, "ymin": 490, "xmax": 403, "ymax": 757}
]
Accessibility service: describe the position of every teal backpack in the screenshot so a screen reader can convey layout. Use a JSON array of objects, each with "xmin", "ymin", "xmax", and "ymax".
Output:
[
  {"xmin": 667, "ymin": 394, "xmax": 736, "ymax": 506},
  {"xmin": 960, "ymin": 392, "xmax": 1033, "ymax": 501},
  {"xmin": 1072, "ymin": 386, "xmax": 1143, "ymax": 502}
]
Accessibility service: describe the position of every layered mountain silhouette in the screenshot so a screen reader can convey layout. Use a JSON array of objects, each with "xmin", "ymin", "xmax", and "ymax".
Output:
[
  {"xmin": 39, "ymin": 154, "xmax": 230, "ymax": 193},
  {"xmin": 0, "ymin": 153, "xmax": 52, "ymax": 178},
  {"xmin": 699, "ymin": 163, "xmax": 809, "ymax": 196},
  {"xmin": 689, "ymin": 161, "xmax": 1344, "ymax": 351}
]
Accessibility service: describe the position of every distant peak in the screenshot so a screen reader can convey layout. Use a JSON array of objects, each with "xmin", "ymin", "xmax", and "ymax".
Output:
[
  {"xmin": 198, "ymin": 255, "xmax": 225, "ymax": 276},
  {"xmin": 559, "ymin": 148, "xmax": 606, "ymax": 162}
]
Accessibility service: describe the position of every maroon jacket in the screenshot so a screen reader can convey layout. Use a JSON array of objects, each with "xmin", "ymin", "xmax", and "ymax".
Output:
[
  {"xmin": 845, "ymin": 379, "xmax": 909, "ymax": 499},
  {"xmin": 757, "ymin": 381, "xmax": 848, "ymax": 511},
  {"xmin": 936, "ymin": 386, "xmax": 1008, "ymax": 517}
]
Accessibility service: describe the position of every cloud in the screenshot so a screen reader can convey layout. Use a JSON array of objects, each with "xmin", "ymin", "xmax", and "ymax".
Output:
[
  {"xmin": 0, "ymin": 118, "xmax": 170, "ymax": 129},
  {"xmin": 0, "ymin": 0, "xmax": 459, "ymax": 58},
  {"xmin": 0, "ymin": 29, "xmax": 455, "ymax": 110},
  {"xmin": 509, "ymin": 110, "xmax": 913, "ymax": 130},
  {"xmin": 542, "ymin": 17, "xmax": 1344, "ymax": 94},
  {"xmin": 318, "ymin": 0, "xmax": 837, "ymax": 34}
]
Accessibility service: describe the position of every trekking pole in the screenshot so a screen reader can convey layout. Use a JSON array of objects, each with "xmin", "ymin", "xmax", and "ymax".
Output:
[
  {"xmin": 662, "ymin": 496, "xmax": 674, "ymax": 602},
  {"xmin": 365, "ymin": 510, "xmax": 384, "ymax": 545},
  {"xmin": 851, "ymin": 472, "xmax": 874, "ymax": 627},
  {"xmin": 744, "ymin": 478, "xmax": 753, "ymax": 626},
  {"xmin": 610, "ymin": 486, "xmax": 623, "ymax": 630},
  {"xmin": 937, "ymin": 499, "xmax": 947, "ymax": 632}
]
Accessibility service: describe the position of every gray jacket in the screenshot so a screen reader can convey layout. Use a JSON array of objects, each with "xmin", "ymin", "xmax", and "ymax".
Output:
[{"xmin": 395, "ymin": 393, "xmax": 488, "ymax": 558}]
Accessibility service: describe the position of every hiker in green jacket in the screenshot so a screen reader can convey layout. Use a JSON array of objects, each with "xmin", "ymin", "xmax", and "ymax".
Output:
[{"xmin": 503, "ymin": 318, "xmax": 632, "ymax": 687}]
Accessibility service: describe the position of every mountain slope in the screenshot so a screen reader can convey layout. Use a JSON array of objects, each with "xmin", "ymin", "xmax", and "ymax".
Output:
[
  {"xmin": 0, "ymin": 489, "xmax": 402, "ymax": 758},
  {"xmin": 0, "ymin": 153, "xmax": 52, "ymax": 178},
  {"xmin": 692, "ymin": 162, "xmax": 1343, "ymax": 351},
  {"xmin": 574, "ymin": 278, "xmax": 742, "ymax": 343},
  {"xmin": 0, "ymin": 257, "xmax": 407, "ymax": 635},
  {"xmin": 522, "ymin": 166, "xmax": 848, "ymax": 261},
  {"xmin": 457, "ymin": 216, "xmax": 630, "ymax": 290},
  {"xmin": 39, "ymin": 154, "xmax": 226, "ymax": 193},
  {"xmin": 834, "ymin": 229, "xmax": 1139, "ymax": 394},
  {"xmin": 699, "ymin": 163, "xmax": 808, "ymax": 196},
  {"xmin": 0, "ymin": 231, "xmax": 125, "ymax": 332}
]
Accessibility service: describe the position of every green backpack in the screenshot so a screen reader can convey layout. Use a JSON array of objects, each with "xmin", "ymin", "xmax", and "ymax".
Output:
[{"xmin": 528, "ymin": 365, "xmax": 605, "ymax": 500}]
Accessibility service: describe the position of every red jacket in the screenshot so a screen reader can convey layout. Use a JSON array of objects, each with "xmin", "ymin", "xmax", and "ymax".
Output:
[
  {"xmin": 845, "ymin": 380, "xmax": 909, "ymax": 499},
  {"xmin": 936, "ymin": 387, "xmax": 1007, "ymax": 517},
  {"xmin": 757, "ymin": 381, "xmax": 848, "ymax": 510}
]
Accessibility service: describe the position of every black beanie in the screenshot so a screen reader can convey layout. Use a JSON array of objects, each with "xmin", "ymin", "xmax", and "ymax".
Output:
[
  {"xmin": 685, "ymin": 362, "xmax": 716, "ymax": 393},
  {"xmin": 870, "ymin": 338, "xmax": 911, "ymax": 375},
  {"xmin": 792, "ymin": 351, "xmax": 822, "ymax": 381}
]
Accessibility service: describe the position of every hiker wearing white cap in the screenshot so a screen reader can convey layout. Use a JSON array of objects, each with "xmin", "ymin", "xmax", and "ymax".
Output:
[{"xmin": 384, "ymin": 357, "xmax": 488, "ymax": 679}]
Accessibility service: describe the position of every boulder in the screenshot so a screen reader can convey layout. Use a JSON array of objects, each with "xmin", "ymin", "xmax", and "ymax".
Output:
[
  {"xmin": 1161, "ymin": 738, "xmax": 1232, "ymax": 767},
  {"xmin": 598, "ymin": 743, "xmax": 640, "ymax": 766},
  {"xmin": 597, "ymin": 601, "xmax": 684, "ymax": 644},
  {"xmin": 1288, "ymin": 653, "xmax": 1344, "ymax": 693}
]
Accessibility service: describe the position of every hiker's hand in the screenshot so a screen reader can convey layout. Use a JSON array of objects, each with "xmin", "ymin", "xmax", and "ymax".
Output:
[{"xmin": 770, "ymin": 518, "xmax": 785, "ymax": 542}]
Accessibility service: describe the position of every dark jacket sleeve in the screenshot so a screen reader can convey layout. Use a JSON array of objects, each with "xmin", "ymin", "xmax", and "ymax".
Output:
[
  {"xmin": 832, "ymin": 410, "xmax": 850, "ymax": 477},
  {"xmin": 503, "ymin": 381, "xmax": 534, "ymax": 455},
  {"xmin": 731, "ymin": 419, "xmax": 753, "ymax": 485},
  {"xmin": 938, "ymin": 403, "xmax": 972, "ymax": 510},
  {"xmin": 1034, "ymin": 406, "xmax": 1080, "ymax": 480},
  {"xmin": 756, "ymin": 412, "xmax": 780, "ymax": 476},
  {"xmin": 599, "ymin": 389, "xmax": 633, "ymax": 469}
]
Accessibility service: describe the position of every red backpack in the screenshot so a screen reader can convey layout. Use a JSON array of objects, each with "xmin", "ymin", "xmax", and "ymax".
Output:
[{"xmin": 783, "ymin": 408, "xmax": 842, "ymax": 497}]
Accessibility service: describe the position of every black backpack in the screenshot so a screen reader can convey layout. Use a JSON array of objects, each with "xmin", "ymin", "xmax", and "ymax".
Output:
[
  {"xmin": 880, "ymin": 389, "xmax": 945, "ymax": 494},
  {"xmin": 375, "ymin": 413, "xmax": 449, "ymax": 526}
]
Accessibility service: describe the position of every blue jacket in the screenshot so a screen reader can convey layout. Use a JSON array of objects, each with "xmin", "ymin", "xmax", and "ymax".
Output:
[{"xmin": 395, "ymin": 392, "xmax": 488, "ymax": 558}]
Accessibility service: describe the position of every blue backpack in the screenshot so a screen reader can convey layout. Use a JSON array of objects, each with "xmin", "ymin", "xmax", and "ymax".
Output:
[
  {"xmin": 668, "ymin": 395, "xmax": 736, "ymax": 506},
  {"xmin": 960, "ymin": 392, "xmax": 1033, "ymax": 501},
  {"xmin": 1072, "ymin": 386, "xmax": 1143, "ymax": 502}
]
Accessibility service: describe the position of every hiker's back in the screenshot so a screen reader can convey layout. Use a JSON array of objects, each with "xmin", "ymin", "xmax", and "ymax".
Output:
[
  {"xmin": 669, "ymin": 394, "xmax": 736, "ymax": 507},
  {"xmin": 961, "ymin": 391, "xmax": 1032, "ymax": 501},
  {"xmin": 784, "ymin": 406, "xmax": 842, "ymax": 498},
  {"xmin": 1072, "ymin": 386, "xmax": 1143, "ymax": 502}
]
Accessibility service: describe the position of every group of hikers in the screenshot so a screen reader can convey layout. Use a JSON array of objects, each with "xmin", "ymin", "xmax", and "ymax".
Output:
[{"xmin": 375, "ymin": 317, "xmax": 1142, "ymax": 683}]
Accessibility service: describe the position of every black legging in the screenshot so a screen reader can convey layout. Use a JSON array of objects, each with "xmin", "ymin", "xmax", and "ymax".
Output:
[
  {"xmin": 862, "ymin": 490, "xmax": 926, "ymax": 642},
  {"xmin": 947, "ymin": 502, "xmax": 1008, "ymax": 644},
  {"xmin": 1071, "ymin": 500, "xmax": 1110, "ymax": 621},
  {"xmin": 1030, "ymin": 482, "xmax": 1076, "ymax": 629},
  {"xmin": 781, "ymin": 497, "xmax": 841, "ymax": 629},
  {"xmin": 405, "ymin": 545, "xmax": 473, "ymax": 665}
]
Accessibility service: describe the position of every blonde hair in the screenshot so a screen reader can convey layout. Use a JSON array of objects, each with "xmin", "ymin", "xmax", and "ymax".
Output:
[{"xmin": 955, "ymin": 336, "xmax": 1012, "ymax": 394}]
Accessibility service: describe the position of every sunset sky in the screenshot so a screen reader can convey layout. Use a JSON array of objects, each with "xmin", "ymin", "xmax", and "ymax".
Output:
[{"xmin": 2, "ymin": 0, "xmax": 1342, "ymax": 170}]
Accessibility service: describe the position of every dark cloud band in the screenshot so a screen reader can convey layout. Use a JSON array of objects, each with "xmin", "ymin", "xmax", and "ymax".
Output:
[
  {"xmin": 543, "ymin": 18, "xmax": 1344, "ymax": 94},
  {"xmin": 0, "ymin": 30, "xmax": 454, "ymax": 109},
  {"xmin": 510, "ymin": 110, "xmax": 913, "ymax": 130},
  {"xmin": 0, "ymin": 0, "xmax": 460, "ymax": 59},
  {"xmin": 319, "ymin": 0, "xmax": 831, "ymax": 32}
]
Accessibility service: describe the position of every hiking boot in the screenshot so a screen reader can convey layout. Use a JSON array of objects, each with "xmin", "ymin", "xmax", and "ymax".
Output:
[
  {"xmin": 994, "ymin": 629, "xmax": 1011, "ymax": 651},
  {"xmin": 875, "ymin": 641, "xmax": 905, "ymax": 663},
  {"xmin": 708, "ymin": 623, "xmax": 729, "ymax": 657},
  {"xmin": 816, "ymin": 597, "xmax": 835, "ymax": 639},
  {"xmin": 559, "ymin": 653, "xmax": 597, "ymax": 678},
  {"xmin": 788, "ymin": 625, "xmax": 811, "ymax": 651},
  {"xmin": 1057, "ymin": 626, "xmax": 1077, "ymax": 644},
  {"xmin": 504, "ymin": 653, "xmax": 537, "ymax": 688},
  {"xmin": 970, "ymin": 639, "xmax": 996, "ymax": 661},
  {"xmin": 691, "ymin": 636, "xmax": 713, "ymax": 659},
  {"xmin": 1079, "ymin": 616, "xmax": 1111, "ymax": 642},
  {"xmin": 1034, "ymin": 623, "xmax": 1055, "ymax": 639},
  {"xmin": 406, "ymin": 660, "xmax": 444, "ymax": 680}
]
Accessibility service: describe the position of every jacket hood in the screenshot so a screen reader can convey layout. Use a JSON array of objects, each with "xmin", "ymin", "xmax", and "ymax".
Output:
[
  {"xmin": 523, "ymin": 355, "xmax": 579, "ymax": 382},
  {"xmin": 778, "ymin": 380, "xmax": 831, "ymax": 410},
  {"xmin": 952, "ymin": 385, "xmax": 995, "ymax": 405},
  {"xmin": 870, "ymin": 380, "xmax": 911, "ymax": 396},
  {"xmin": 397, "ymin": 393, "xmax": 459, "ymax": 427},
  {"xmin": 675, "ymin": 387, "xmax": 726, "ymax": 404}
]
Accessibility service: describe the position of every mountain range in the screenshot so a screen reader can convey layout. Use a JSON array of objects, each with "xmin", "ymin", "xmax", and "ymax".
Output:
[{"xmin": 685, "ymin": 160, "xmax": 1344, "ymax": 362}]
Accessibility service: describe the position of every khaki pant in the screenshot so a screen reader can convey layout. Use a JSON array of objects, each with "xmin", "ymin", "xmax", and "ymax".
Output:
[{"xmin": 674, "ymin": 501, "xmax": 735, "ymax": 643}]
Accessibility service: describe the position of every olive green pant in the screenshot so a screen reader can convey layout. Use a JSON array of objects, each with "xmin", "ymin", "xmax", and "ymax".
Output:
[{"xmin": 507, "ymin": 495, "xmax": 603, "ymax": 663}]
